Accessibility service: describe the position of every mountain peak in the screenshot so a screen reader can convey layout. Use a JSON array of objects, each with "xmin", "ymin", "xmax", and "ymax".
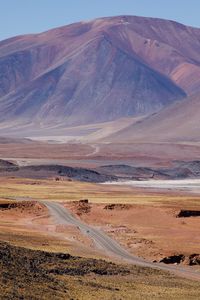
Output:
[{"xmin": 0, "ymin": 15, "xmax": 199, "ymax": 134}]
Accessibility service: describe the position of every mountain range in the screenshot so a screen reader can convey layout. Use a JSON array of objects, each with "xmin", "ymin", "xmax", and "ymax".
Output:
[{"xmin": 0, "ymin": 15, "xmax": 200, "ymax": 141}]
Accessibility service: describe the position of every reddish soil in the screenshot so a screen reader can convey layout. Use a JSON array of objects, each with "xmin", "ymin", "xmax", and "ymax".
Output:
[{"xmin": 65, "ymin": 200, "xmax": 200, "ymax": 265}]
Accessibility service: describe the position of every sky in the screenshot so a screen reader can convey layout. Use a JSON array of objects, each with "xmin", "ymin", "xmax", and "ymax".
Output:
[{"xmin": 0, "ymin": 0, "xmax": 200, "ymax": 41}]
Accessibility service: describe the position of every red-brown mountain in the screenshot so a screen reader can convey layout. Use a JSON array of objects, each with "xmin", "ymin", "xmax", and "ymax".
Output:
[{"xmin": 0, "ymin": 15, "xmax": 200, "ymax": 127}]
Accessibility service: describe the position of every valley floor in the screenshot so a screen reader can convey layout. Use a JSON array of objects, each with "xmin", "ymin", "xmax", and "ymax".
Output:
[
  {"xmin": 0, "ymin": 148, "xmax": 200, "ymax": 298},
  {"xmin": 0, "ymin": 177, "xmax": 200, "ymax": 284}
]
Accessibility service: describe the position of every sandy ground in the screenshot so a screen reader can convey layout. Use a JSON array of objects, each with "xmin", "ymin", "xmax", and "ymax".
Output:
[
  {"xmin": 0, "ymin": 199, "xmax": 108, "ymax": 259},
  {"xmin": 0, "ymin": 139, "xmax": 200, "ymax": 165},
  {"xmin": 65, "ymin": 201, "xmax": 200, "ymax": 264},
  {"xmin": 0, "ymin": 177, "xmax": 199, "ymax": 267}
]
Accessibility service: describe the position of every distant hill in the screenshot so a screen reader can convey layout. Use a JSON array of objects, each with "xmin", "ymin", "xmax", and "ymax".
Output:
[
  {"xmin": 0, "ymin": 159, "xmax": 18, "ymax": 170},
  {"xmin": 104, "ymin": 93, "xmax": 200, "ymax": 143}
]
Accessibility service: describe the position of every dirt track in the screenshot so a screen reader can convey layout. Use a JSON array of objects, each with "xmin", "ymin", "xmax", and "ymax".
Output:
[{"xmin": 43, "ymin": 201, "xmax": 200, "ymax": 281}]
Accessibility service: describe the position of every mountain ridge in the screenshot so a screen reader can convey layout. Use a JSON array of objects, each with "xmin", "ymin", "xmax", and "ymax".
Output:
[
  {"xmin": 0, "ymin": 15, "xmax": 200, "ymax": 132},
  {"xmin": 104, "ymin": 92, "xmax": 200, "ymax": 143}
]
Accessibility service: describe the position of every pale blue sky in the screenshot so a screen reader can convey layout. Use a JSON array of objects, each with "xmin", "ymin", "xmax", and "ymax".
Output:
[{"xmin": 1, "ymin": 0, "xmax": 199, "ymax": 41}]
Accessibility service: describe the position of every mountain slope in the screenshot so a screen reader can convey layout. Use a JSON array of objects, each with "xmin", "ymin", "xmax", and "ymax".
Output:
[
  {"xmin": 105, "ymin": 93, "xmax": 200, "ymax": 143},
  {"xmin": 1, "ymin": 15, "xmax": 200, "ymax": 128},
  {"xmin": 0, "ymin": 36, "xmax": 185, "ymax": 125},
  {"xmin": 106, "ymin": 16, "xmax": 200, "ymax": 94}
]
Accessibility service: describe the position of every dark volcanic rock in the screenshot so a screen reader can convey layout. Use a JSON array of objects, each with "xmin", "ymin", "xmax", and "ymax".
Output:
[
  {"xmin": 99, "ymin": 162, "xmax": 200, "ymax": 181},
  {"xmin": 160, "ymin": 254, "xmax": 200, "ymax": 266},
  {"xmin": 20, "ymin": 164, "xmax": 118, "ymax": 182},
  {"xmin": 160, "ymin": 255, "xmax": 185, "ymax": 264},
  {"xmin": 99, "ymin": 164, "xmax": 154, "ymax": 177},
  {"xmin": 0, "ymin": 159, "xmax": 18, "ymax": 171},
  {"xmin": 189, "ymin": 254, "xmax": 200, "ymax": 266},
  {"xmin": 177, "ymin": 210, "xmax": 200, "ymax": 218},
  {"xmin": 98, "ymin": 164, "xmax": 171, "ymax": 179},
  {"xmin": 4, "ymin": 160, "xmax": 200, "ymax": 182},
  {"xmin": 179, "ymin": 161, "xmax": 200, "ymax": 177}
]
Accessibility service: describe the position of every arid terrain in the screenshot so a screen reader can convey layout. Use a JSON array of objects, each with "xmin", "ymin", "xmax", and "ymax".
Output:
[
  {"xmin": 0, "ymin": 175, "xmax": 200, "ymax": 261},
  {"xmin": 0, "ymin": 164, "xmax": 200, "ymax": 298},
  {"xmin": 0, "ymin": 137, "xmax": 200, "ymax": 300},
  {"xmin": 0, "ymin": 12, "xmax": 200, "ymax": 299},
  {"xmin": 1, "ymin": 241, "xmax": 200, "ymax": 300}
]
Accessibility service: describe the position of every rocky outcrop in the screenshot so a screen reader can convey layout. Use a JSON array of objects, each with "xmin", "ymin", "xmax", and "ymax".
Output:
[
  {"xmin": 73, "ymin": 199, "xmax": 91, "ymax": 215},
  {"xmin": 19, "ymin": 164, "xmax": 118, "ymax": 182},
  {"xmin": 159, "ymin": 254, "xmax": 200, "ymax": 265},
  {"xmin": 188, "ymin": 254, "xmax": 200, "ymax": 266},
  {"xmin": 160, "ymin": 254, "xmax": 185, "ymax": 264},
  {"xmin": 104, "ymin": 204, "xmax": 131, "ymax": 210},
  {"xmin": 0, "ymin": 159, "xmax": 19, "ymax": 171},
  {"xmin": 177, "ymin": 210, "xmax": 200, "ymax": 218}
]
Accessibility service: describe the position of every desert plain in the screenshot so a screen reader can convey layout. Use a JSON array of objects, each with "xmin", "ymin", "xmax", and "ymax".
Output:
[{"xmin": 0, "ymin": 141, "xmax": 200, "ymax": 299}]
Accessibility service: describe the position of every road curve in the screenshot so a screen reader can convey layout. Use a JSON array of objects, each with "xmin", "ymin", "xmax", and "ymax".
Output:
[{"xmin": 43, "ymin": 201, "xmax": 200, "ymax": 281}]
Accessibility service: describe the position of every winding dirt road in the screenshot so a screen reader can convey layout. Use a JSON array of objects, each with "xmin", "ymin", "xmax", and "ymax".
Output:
[
  {"xmin": 85, "ymin": 144, "xmax": 100, "ymax": 157},
  {"xmin": 43, "ymin": 201, "xmax": 200, "ymax": 281}
]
